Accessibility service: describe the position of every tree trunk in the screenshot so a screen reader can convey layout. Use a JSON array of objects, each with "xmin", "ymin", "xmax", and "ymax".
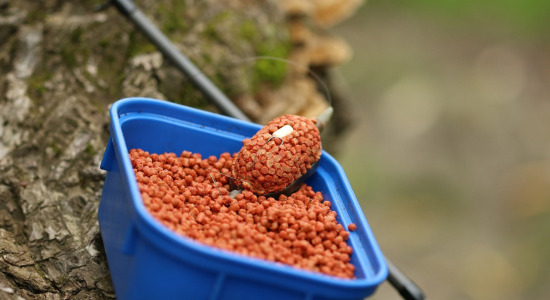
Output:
[{"xmin": 0, "ymin": 0, "xmax": 360, "ymax": 298}]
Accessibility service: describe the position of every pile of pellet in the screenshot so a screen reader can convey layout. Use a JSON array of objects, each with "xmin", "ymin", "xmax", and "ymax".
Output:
[{"xmin": 129, "ymin": 148, "xmax": 356, "ymax": 279}]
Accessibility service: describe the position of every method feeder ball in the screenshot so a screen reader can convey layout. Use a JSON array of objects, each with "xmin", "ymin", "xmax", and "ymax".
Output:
[{"xmin": 231, "ymin": 109, "xmax": 332, "ymax": 198}]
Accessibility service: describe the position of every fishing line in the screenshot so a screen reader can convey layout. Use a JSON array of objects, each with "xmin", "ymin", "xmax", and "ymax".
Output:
[
  {"xmin": 194, "ymin": 56, "xmax": 334, "ymax": 197},
  {"xmin": 230, "ymin": 55, "xmax": 334, "ymax": 109}
]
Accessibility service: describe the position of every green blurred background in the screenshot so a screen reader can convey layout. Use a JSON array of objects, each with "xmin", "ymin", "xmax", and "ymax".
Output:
[{"xmin": 330, "ymin": 1, "xmax": 550, "ymax": 299}]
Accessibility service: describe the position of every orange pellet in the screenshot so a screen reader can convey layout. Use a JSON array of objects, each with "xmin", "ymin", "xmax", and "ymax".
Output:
[{"xmin": 129, "ymin": 148, "xmax": 355, "ymax": 279}]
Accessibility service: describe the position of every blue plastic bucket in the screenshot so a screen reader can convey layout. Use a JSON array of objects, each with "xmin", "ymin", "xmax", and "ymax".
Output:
[{"xmin": 98, "ymin": 97, "xmax": 388, "ymax": 300}]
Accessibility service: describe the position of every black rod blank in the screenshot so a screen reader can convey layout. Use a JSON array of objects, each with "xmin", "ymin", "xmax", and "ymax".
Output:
[
  {"xmin": 112, "ymin": 0, "xmax": 251, "ymax": 121},
  {"xmin": 387, "ymin": 258, "xmax": 426, "ymax": 300}
]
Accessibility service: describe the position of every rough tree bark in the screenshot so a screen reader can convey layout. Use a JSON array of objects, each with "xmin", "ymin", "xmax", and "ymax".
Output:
[{"xmin": 0, "ymin": 0, "xmax": 361, "ymax": 298}]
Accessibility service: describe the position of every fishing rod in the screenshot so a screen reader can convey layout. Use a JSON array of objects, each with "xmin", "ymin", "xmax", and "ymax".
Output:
[
  {"xmin": 100, "ymin": 0, "xmax": 250, "ymax": 121},
  {"xmin": 100, "ymin": 1, "xmax": 425, "ymax": 299}
]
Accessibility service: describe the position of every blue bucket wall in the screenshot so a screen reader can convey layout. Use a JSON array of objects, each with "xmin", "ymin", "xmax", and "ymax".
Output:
[{"xmin": 98, "ymin": 98, "xmax": 388, "ymax": 300}]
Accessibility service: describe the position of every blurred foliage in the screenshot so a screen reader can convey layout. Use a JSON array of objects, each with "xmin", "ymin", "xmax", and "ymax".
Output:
[
  {"xmin": 372, "ymin": 0, "xmax": 550, "ymax": 37},
  {"xmin": 332, "ymin": 1, "xmax": 550, "ymax": 299}
]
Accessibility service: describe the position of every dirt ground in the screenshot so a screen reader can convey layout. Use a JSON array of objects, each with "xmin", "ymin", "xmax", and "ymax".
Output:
[{"xmin": 331, "ymin": 2, "xmax": 550, "ymax": 300}]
